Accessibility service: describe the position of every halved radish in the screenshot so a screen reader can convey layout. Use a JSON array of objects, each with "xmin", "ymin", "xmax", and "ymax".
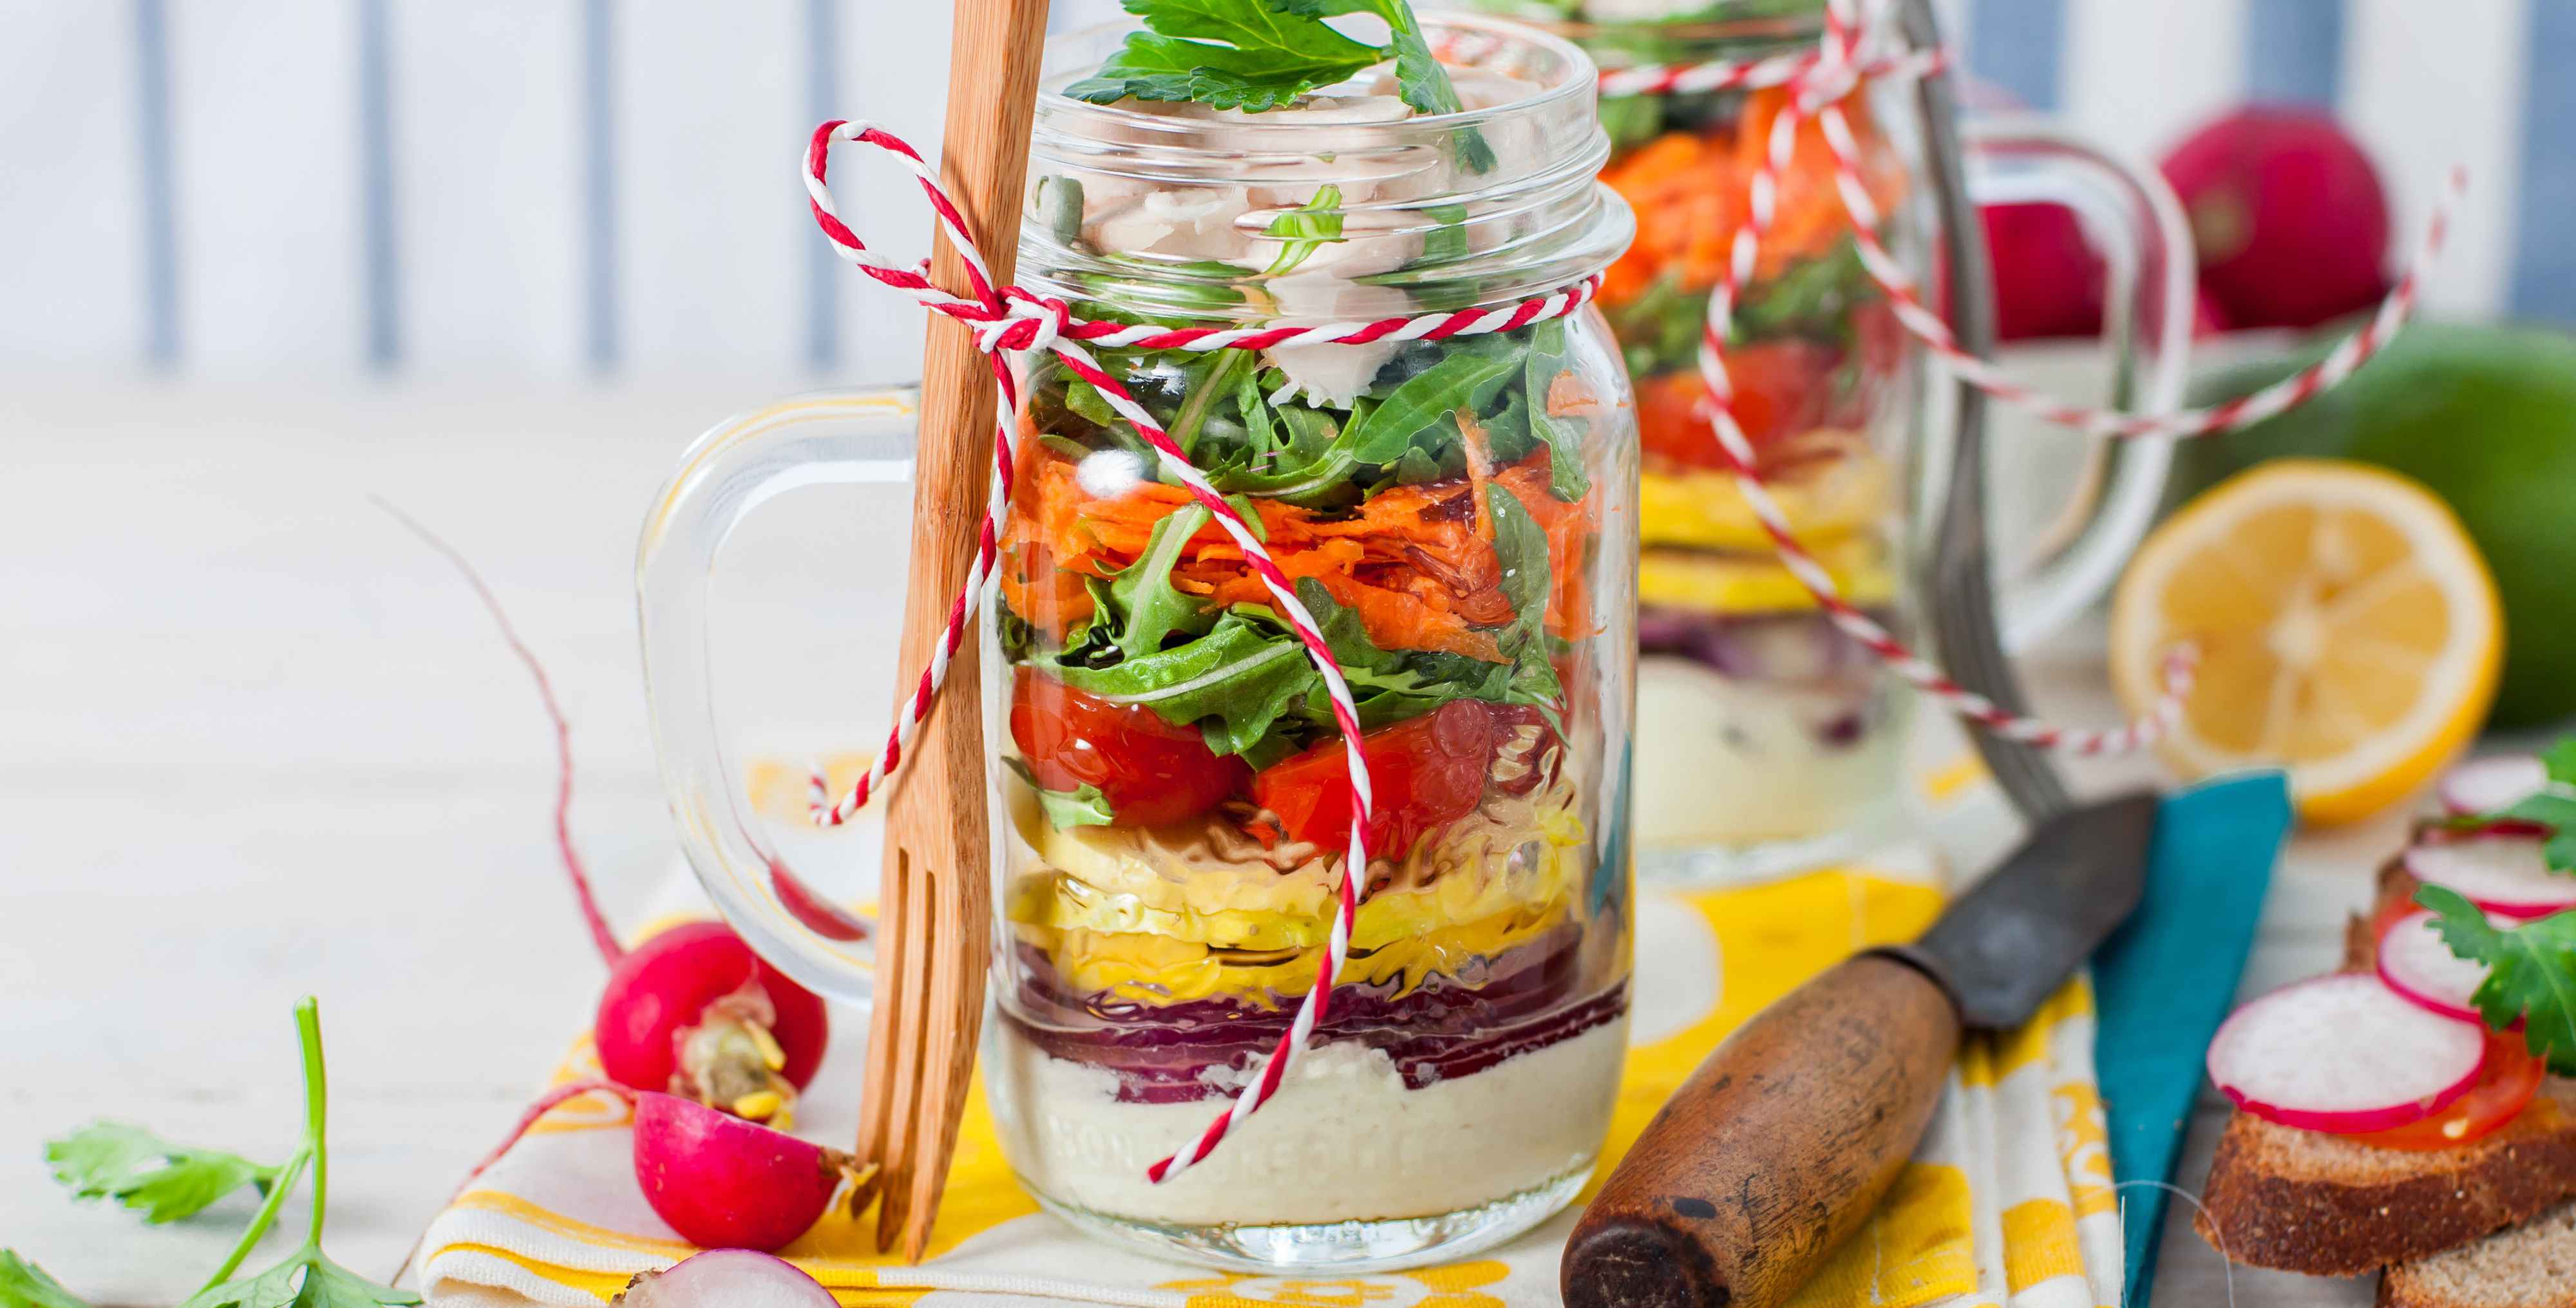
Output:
[
  {"xmin": 2376, "ymin": 910, "xmax": 2493, "ymax": 1023},
  {"xmin": 2207, "ymin": 974, "xmax": 2486, "ymax": 1133},
  {"xmin": 616, "ymin": 1250, "xmax": 836, "ymax": 1305},
  {"xmin": 2439, "ymin": 755, "xmax": 2548, "ymax": 817},
  {"xmin": 2405, "ymin": 837, "xmax": 2576, "ymax": 918}
]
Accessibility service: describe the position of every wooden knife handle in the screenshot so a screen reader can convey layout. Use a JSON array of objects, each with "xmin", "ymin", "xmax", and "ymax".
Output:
[{"xmin": 1563, "ymin": 953, "xmax": 1962, "ymax": 1308}]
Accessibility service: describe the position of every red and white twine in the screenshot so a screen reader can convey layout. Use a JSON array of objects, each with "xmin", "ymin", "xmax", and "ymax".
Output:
[
  {"xmin": 799, "ymin": 120, "xmax": 1598, "ymax": 1182},
  {"xmin": 1678, "ymin": 0, "xmax": 2461, "ymax": 750}
]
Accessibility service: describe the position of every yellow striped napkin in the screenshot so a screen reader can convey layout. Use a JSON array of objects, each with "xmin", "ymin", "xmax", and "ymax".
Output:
[{"xmin": 413, "ymin": 850, "xmax": 2117, "ymax": 1308}]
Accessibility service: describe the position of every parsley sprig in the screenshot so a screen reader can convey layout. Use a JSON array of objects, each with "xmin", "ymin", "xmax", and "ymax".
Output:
[
  {"xmin": 3, "ymin": 999, "xmax": 418, "ymax": 1308},
  {"xmin": 1068, "ymin": 0, "xmax": 1495, "ymax": 170},
  {"xmin": 2419, "ymin": 885, "xmax": 2576, "ymax": 1076},
  {"xmin": 47, "ymin": 1124, "xmax": 283, "ymax": 1226}
]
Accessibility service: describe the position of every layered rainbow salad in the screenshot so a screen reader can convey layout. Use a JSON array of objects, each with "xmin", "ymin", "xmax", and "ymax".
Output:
[
  {"xmin": 1584, "ymin": 46, "xmax": 1916, "ymax": 858},
  {"xmin": 980, "ymin": 70, "xmax": 1634, "ymax": 1227}
]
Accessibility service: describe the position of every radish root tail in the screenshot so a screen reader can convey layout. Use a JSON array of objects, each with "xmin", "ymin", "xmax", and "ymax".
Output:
[{"xmin": 375, "ymin": 497, "xmax": 625, "ymax": 965}]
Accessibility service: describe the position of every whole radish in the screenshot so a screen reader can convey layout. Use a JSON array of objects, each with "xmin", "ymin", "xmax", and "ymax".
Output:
[
  {"xmin": 616, "ymin": 1249, "xmax": 838, "ymax": 1305},
  {"xmin": 2162, "ymin": 107, "xmax": 2391, "ymax": 330},
  {"xmin": 388, "ymin": 505, "xmax": 834, "ymax": 1123},
  {"xmin": 461, "ymin": 1084, "xmax": 861, "ymax": 1255}
]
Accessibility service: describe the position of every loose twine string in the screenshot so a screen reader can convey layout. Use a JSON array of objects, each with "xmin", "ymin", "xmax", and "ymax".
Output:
[{"xmin": 795, "ymin": 1, "xmax": 2456, "ymax": 1177}]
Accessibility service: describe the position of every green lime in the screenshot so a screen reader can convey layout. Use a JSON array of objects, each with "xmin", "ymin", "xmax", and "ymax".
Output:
[{"xmin": 2175, "ymin": 323, "xmax": 2576, "ymax": 726}]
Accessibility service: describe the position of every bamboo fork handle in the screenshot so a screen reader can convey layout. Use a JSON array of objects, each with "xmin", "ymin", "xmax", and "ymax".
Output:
[{"xmin": 863, "ymin": 0, "xmax": 1054, "ymax": 1263}]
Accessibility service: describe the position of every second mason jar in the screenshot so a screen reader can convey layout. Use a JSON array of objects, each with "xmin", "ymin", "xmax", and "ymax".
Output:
[{"xmin": 978, "ymin": 14, "xmax": 1641, "ymax": 1273}]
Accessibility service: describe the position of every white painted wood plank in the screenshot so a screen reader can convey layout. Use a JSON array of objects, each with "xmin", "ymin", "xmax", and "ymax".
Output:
[
  {"xmin": 614, "ymin": 0, "xmax": 806, "ymax": 383},
  {"xmin": 2061, "ymin": 0, "xmax": 2246, "ymax": 166},
  {"xmin": 0, "ymin": 4, "xmax": 144, "ymax": 371},
  {"xmin": 388, "ymin": 0, "xmax": 585, "ymax": 377},
  {"xmin": 167, "ymin": 0, "xmax": 366, "ymax": 375},
  {"xmin": 828, "ymin": 0, "xmax": 954, "ymax": 387},
  {"xmin": 2340, "ymin": 0, "xmax": 2528, "ymax": 320}
]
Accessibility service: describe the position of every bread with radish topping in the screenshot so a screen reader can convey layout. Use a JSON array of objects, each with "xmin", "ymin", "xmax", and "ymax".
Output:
[{"xmin": 2194, "ymin": 858, "xmax": 2576, "ymax": 1276}]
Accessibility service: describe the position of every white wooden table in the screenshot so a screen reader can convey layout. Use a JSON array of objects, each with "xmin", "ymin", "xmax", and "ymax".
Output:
[{"xmin": 0, "ymin": 383, "xmax": 2410, "ymax": 1305}]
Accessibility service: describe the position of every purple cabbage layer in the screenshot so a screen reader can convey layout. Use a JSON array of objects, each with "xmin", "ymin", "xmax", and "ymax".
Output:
[{"xmin": 1003, "ymin": 932, "xmax": 1627, "ymax": 1103}]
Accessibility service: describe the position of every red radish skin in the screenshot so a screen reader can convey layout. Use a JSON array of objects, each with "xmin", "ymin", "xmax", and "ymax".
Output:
[
  {"xmin": 1982, "ymin": 201, "xmax": 2104, "ymax": 341},
  {"xmin": 630, "ymin": 1092, "xmax": 851, "ymax": 1253},
  {"xmin": 2440, "ymin": 755, "xmax": 2552, "ymax": 822},
  {"xmin": 2161, "ymin": 107, "xmax": 2391, "ymax": 330},
  {"xmin": 2376, "ymin": 909, "xmax": 2495, "ymax": 1023},
  {"xmin": 2206, "ymin": 973, "xmax": 2486, "ymax": 1135},
  {"xmin": 616, "ymin": 1249, "xmax": 837, "ymax": 1305},
  {"xmin": 596, "ymin": 920, "xmax": 830, "ymax": 1108},
  {"xmin": 2404, "ymin": 837, "xmax": 2576, "ymax": 918},
  {"xmin": 387, "ymin": 504, "xmax": 832, "ymax": 1121}
]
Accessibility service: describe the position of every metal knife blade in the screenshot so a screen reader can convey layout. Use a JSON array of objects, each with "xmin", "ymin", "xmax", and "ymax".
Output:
[{"xmin": 1908, "ymin": 790, "xmax": 2161, "ymax": 1029}]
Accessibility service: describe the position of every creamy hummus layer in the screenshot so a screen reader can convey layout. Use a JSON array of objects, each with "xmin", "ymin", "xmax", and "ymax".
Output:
[
  {"xmin": 987, "ymin": 1015, "xmax": 1625, "ymax": 1226},
  {"xmin": 1633, "ymin": 654, "xmax": 1902, "ymax": 848}
]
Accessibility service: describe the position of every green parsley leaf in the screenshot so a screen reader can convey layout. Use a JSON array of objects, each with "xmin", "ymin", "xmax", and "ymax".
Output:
[
  {"xmin": 2418, "ymin": 884, "xmax": 2576, "ymax": 1076},
  {"xmin": 1072, "ymin": 1, "xmax": 1493, "ymax": 170},
  {"xmin": 1004, "ymin": 761, "xmax": 1117, "ymax": 828},
  {"xmin": 1065, "ymin": 0, "xmax": 1384, "ymax": 112},
  {"xmin": 1262, "ymin": 185, "xmax": 1347, "ymax": 277},
  {"xmin": 0, "ymin": 1252, "xmax": 90, "ymax": 1308},
  {"xmin": 2451, "ymin": 736, "xmax": 2576, "ymax": 872},
  {"xmin": 180, "ymin": 1253, "xmax": 417, "ymax": 1308},
  {"xmin": 46, "ymin": 1123, "xmax": 281, "ymax": 1226}
]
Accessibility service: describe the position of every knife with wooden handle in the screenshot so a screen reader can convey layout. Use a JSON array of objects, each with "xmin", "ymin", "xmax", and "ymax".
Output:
[{"xmin": 1563, "ymin": 791, "xmax": 2161, "ymax": 1308}]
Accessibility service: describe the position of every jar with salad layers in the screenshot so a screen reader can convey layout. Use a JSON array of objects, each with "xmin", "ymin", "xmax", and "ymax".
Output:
[
  {"xmin": 980, "ymin": 10, "xmax": 1640, "ymax": 1273},
  {"xmin": 1476, "ymin": 0, "xmax": 1926, "ymax": 877}
]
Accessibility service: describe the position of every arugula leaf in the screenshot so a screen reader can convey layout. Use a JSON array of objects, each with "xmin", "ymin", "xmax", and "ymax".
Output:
[
  {"xmin": 1519, "ymin": 319, "xmax": 1591, "ymax": 501},
  {"xmin": 1110, "ymin": 506, "xmax": 1215, "ymax": 658},
  {"xmin": 1056, "ymin": 612, "xmax": 1317, "ymax": 756},
  {"xmin": 1486, "ymin": 484, "xmax": 1566, "ymax": 720},
  {"xmin": 1065, "ymin": 0, "xmax": 1383, "ymax": 112},
  {"xmin": 1339, "ymin": 348, "xmax": 1521, "ymax": 464},
  {"xmin": 1005, "ymin": 761, "xmax": 1117, "ymax": 828},
  {"xmin": 1419, "ymin": 202, "xmax": 1470, "ymax": 263},
  {"xmin": 1262, "ymin": 184, "xmax": 1346, "ymax": 277},
  {"xmin": 2419, "ymin": 885, "xmax": 2576, "ymax": 1076},
  {"xmin": 1288, "ymin": 579, "xmax": 1516, "ymax": 730},
  {"xmin": 0, "ymin": 1253, "xmax": 89, "ymax": 1308},
  {"xmin": 1734, "ymin": 239, "xmax": 1878, "ymax": 342},
  {"xmin": 46, "ymin": 1124, "xmax": 282, "ymax": 1226}
]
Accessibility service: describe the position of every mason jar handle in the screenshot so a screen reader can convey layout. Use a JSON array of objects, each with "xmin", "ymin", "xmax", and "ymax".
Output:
[
  {"xmin": 636, "ymin": 386, "xmax": 922, "ymax": 1009},
  {"xmin": 1961, "ymin": 119, "xmax": 2195, "ymax": 652}
]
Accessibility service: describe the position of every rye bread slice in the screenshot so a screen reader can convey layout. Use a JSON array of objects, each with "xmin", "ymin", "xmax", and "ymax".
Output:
[
  {"xmin": 2193, "ymin": 858, "xmax": 2576, "ymax": 1276},
  {"xmin": 2379, "ymin": 1199, "xmax": 2576, "ymax": 1308}
]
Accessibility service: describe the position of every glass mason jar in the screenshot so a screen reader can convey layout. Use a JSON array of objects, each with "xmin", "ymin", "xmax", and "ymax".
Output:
[
  {"xmin": 636, "ymin": 10, "xmax": 1640, "ymax": 1277},
  {"xmin": 983, "ymin": 15, "xmax": 1638, "ymax": 1270},
  {"xmin": 1471, "ymin": 0, "xmax": 2192, "ymax": 880}
]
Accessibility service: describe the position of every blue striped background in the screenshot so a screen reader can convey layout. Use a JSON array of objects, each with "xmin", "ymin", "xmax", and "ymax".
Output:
[{"xmin": 82, "ymin": 0, "xmax": 2576, "ymax": 375}]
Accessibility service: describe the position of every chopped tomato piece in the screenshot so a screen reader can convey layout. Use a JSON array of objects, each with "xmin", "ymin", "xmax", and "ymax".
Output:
[
  {"xmin": 1009, "ymin": 667, "xmax": 1247, "ymax": 828},
  {"xmin": 2344, "ymin": 1032, "xmax": 2543, "ymax": 1151},
  {"xmin": 1636, "ymin": 340, "xmax": 1851, "ymax": 469},
  {"xmin": 1251, "ymin": 700, "xmax": 1514, "ymax": 860}
]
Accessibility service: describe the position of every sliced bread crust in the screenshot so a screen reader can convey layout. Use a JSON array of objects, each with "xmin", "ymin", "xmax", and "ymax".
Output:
[
  {"xmin": 2380, "ymin": 1199, "xmax": 2576, "ymax": 1308},
  {"xmin": 2195, "ymin": 858, "xmax": 2576, "ymax": 1276}
]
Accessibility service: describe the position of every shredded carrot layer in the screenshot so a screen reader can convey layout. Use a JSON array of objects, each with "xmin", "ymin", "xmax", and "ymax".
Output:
[
  {"xmin": 1597, "ymin": 87, "xmax": 1908, "ymax": 306},
  {"xmin": 999, "ymin": 448, "xmax": 1594, "ymax": 661}
]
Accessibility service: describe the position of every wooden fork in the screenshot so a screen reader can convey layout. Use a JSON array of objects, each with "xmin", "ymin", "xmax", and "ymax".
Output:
[{"xmin": 855, "ymin": 0, "xmax": 1054, "ymax": 1263}]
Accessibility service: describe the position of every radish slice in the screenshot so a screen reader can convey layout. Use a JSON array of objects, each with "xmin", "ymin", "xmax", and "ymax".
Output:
[
  {"xmin": 2207, "ymin": 974, "xmax": 2486, "ymax": 1133},
  {"xmin": 2440, "ymin": 755, "xmax": 2549, "ymax": 817},
  {"xmin": 617, "ymin": 1251, "xmax": 836, "ymax": 1306},
  {"xmin": 2376, "ymin": 910, "xmax": 2494, "ymax": 1022},
  {"xmin": 2405, "ymin": 837, "xmax": 2576, "ymax": 918}
]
